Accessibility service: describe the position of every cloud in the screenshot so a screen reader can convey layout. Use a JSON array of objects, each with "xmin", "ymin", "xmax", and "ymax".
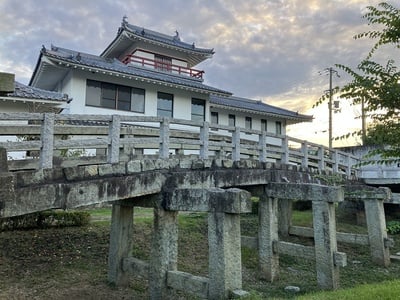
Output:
[{"xmin": 0, "ymin": 0, "xmax": 394, "ymax": 145}]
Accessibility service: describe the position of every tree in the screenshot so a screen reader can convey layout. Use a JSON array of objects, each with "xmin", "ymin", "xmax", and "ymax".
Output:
[{"xmin": 315, "ymin": 2, "xmax": 400, "ymax": 164}]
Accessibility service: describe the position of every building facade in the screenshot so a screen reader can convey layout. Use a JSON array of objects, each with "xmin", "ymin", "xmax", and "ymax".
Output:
[{"xmin": 28, "ymin": 17, "xmax": 312, "ymax": 134}]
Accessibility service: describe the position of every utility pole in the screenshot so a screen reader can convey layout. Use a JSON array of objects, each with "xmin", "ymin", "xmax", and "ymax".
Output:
[
  {"xmin": 328, "ymin": 67, "xmax": 333, "ymax": 149},
  {"xmin": 321, "ymin": 67, "xmax": 339, "ymax": 149},
  {"xmin": 361, "ymin": 96, "xmax": 366, "ymax": 144}
]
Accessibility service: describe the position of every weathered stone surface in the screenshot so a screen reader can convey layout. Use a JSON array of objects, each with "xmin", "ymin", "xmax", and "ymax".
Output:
[
  {"xmin": 64, "ymin": 165, "xmax": 98, "ymax": 181},
  {"xmin": 149, "ymin": 206, "xmax": 178, "ymax": 299},
  {"xmin": 284, "ymin": 286, "xmax": 300, "ymax": 293},
  {"xmin": 165, "ymin": 188, "xmax": 252, "ymax": 213},
  {"xmin": 179, "ymin": 158, "xmax": 192, "ymax": 169},
  {"xmin": 126, "ymin": 160, "xmax": 141, "ymax": 174},
  {"xmin": 268, "ymin": 183, "xmax": 344, "ymax": 202},
  {"xmin": 108, "ymin": 204, "xmax": 133, "ymax": 286},
  {"xmin": 0, "ymin": 174, "xmax": 15, "ymax": 217},
  {"xmin": 142, "ymin": 159, "xmax": 156, "ymax": 171},
  {"xmin": 98, "ymin": 162, "xmax": 126, "ymax": 176},
  {"xmin": 258, "ymin": 194, "xmax": 279, "ymax": 281},
  {"xmin": 312, "ymin": 200, "xmax": 340, "ymax": 289},
  {"xmin": 364, "ymin": 199, "xmax": 391, "ymax": 267},
  {"xmin": 122, "ymin": 257, "xmax": 149, "ymax": 278},
  {"xmin": 167, "ymin": 271, "xmax": 209, "ymax": 299},
  {"xmin": 208, "ymin": 211, "xmax": 242, "ymax": 299},
  {"xmin": 230, "ymin": 289, "xmax": 250, "ymax": 298},
  {"xmin": 0, "ymin": 147, "xmax": 8, "ymax": 173}
]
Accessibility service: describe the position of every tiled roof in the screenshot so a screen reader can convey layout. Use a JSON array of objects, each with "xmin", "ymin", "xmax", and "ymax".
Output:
[
  {"xmin": 7, "ymin": 81, "xmax": 70, "ymax": 102},
  {"xmin": 40, "ymin": 46, "xmax": 230, "ymax": 95},
  {"xmin": 210, "ymin": 95, "xmax": 312, "ymax": 122},
  {"xmin": 123, "ymin": 22, "xmax": 214, "ymax": 55}
]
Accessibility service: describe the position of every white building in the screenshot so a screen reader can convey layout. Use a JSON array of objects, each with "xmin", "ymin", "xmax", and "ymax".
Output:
[{"xmin": 28, "ymin": 17, "xmax": 311, "ymax": 134}]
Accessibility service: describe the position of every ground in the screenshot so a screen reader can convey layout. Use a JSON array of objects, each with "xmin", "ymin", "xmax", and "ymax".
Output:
[{"xmin": 0, "ymin": 210, "xmax": 400, "ymax": 299}]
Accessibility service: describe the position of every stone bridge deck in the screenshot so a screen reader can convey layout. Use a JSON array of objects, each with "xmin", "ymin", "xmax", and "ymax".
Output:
[{"xmin": 0, "ymin": 113, "xmax": 395, "ymax": 299}]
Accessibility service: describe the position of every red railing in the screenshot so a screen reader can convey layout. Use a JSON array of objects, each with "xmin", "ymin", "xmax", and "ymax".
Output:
[{"xmin": 123, "ymin": 55, "xmax": 204, "ymax": 79}]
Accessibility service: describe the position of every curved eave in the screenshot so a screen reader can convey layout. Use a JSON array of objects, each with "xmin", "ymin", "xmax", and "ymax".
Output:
[
  {"xmin": 210, "ymin": 103, "xmax": 313, "ymax": 124},
  {"xmin": 101, "ymin": 30, "xmax": 212, "ymax": 67},
  {"xmin": 44, "ymin": 55, "xmax": 230, "ymax": 97},
  {"xmin": 0, "ymin": 96, "xmax": 68, "ymax": 107}
]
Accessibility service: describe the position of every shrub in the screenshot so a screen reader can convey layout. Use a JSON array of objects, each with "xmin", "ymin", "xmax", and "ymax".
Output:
[
  {"xmin": 387, "ymin": 220, "xmax": 400, "ymax": 235},
  {"xmin": 0, "ymin": 210, "xmax": 90, "ymax": 231}
]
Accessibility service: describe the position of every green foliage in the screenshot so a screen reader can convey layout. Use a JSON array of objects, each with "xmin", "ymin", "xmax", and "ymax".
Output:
[
  {"xmin": 313, "ymin": 173, "xmax": 345, "ymax": 186},
  {"xmin": 314, "ymin": 2, "xmax": 400, "ymax": 164},
  {"xmin": 387, "ymin": 220, "xmax": 400, "ymax": 234},
  {"xmin": 0, "ymin": 210, "xmax": 90, "ymax": 231}
]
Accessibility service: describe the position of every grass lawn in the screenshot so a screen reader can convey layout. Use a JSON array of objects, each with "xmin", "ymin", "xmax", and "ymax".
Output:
[{"xmin": 0, "ymin": 207, "xmax": 399, "ymax": 299}]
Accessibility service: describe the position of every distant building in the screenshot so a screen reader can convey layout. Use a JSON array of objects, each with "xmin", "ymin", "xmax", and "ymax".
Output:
[
  {"xmin": 0, "ymin": 73, "xmax": 70, "ymax": 113},
  {"xmin": 27, "ymin": 17, "xmax": 311, "ymax": 135}
]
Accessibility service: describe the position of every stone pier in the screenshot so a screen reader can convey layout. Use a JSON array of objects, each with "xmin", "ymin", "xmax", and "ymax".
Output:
[
  {"xmin": 109, "ymin": 187, "xmax": 252, "ymax": 299},
  {"xmin": 263, "ymin": 183, "xmax": 346, "ymax": 289}
]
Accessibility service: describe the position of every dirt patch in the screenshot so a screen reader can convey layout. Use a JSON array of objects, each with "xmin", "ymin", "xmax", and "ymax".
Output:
[{"xmin": 0, "ymin": 225, "xmax": 147, "ymax": 299}]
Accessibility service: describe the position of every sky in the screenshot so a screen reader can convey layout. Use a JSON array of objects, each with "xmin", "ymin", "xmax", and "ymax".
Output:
[{"xmin": 0, "ymin": 0, "xmax": 397, "ymax": 147}]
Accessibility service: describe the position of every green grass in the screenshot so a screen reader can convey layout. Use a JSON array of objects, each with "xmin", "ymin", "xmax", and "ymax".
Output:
[
  {"xmin": 81, "ymin": 207, "xmax": 400, "ymax": 299},
  {"xmin": 297, "ymin": 279, "xmax": 400, "ymax": 300}
]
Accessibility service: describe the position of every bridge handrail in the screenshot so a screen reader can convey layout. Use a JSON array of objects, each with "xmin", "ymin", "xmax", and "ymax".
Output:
[{"xmin": 0, "ymin": 113, "xmax": 359, "ymax": 177}]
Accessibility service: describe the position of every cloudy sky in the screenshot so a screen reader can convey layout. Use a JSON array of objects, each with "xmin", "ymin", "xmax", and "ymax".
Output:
[{"xmin": 0, "ymin": 0, "xmax": 396, "ymax": 146}]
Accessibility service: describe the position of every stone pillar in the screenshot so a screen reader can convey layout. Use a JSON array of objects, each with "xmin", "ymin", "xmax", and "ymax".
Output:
[
  {"xmin": 108, "ymin": 203, "xmax": 134, "ymax": 286},
  {"xmin": 258, "ymin": 194, "xmax": 279, "ymax": 281},
  {"xmin": 208, "ymin": 211, "xmax": 242, "ymax": 299},
  {"xmin": 149, "ymin": 207, "xmax": 178, "ymax": 299},
  {"xmin": 312, "ymin": 200, "xmax": 339, "ymax": 289},
  {"xmin": 364, "ymin": 199, "xmax": 390, "ymax": 266},
  {"xmin": 0, "ymin": 147, "xmax": 8, "ymax": 173},
  {"xmin": 278, "ymin": 199, "xmax": 292, "ymax": 237}
]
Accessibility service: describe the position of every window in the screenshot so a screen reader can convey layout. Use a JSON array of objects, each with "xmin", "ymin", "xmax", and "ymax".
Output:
[
  {"xmin": 261, "ymin": 119, "xmax": 267, "ymax": 132},
  {"xmin": 211, "ymin": 112, "xmax": 219, "ymax": 124},
  {"xmin": 228, "ymin": 114, "xmax": 236, "ymax": 127},
  {"xmin": 191, "ymin": 98, "xmax": 205, "ymax": 122},
  {"xmin": 131, "ymin": 88, "xmax": 145, "ymax": 113},
  {"xmin": 157, "ymin": 92, "xmax": 173, "ymax": 118},
  {"xmin": 245, "ymin": 117, "xmax": 252, "ymax": 130},
  {"xmin": 275, "ymin": 121, "xmax": 282, "ymax": 135},
  {"xmin": 85, "ymin": 79, "xmax": 145, "ymax": 113},
  {"xmin": 155, "ymin": 54, "xmax": 172, "ymax": 72}
]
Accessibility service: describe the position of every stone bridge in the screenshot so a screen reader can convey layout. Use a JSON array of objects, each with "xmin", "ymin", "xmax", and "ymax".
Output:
[{"xmin": 0, "ymin": 113, "xmax": 395, "ymax": 299}]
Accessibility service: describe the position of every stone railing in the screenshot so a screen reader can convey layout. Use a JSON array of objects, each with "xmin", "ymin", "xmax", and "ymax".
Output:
[{"xmin": 0, "ymin": 113, "xmax": 359, "ymax": 177}]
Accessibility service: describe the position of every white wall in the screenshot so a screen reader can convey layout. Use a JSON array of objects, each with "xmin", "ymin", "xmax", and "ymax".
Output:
[{"xmin": 59, "ymin": 70, "xmax": 209, "ymax": 120}]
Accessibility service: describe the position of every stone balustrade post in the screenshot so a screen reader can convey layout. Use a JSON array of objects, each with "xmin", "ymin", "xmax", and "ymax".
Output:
[
  {"xmin": 108, "ymin": 115, "xmax": 121, "ymax": 164},
  {"xmin": 200, "ymin": 121, "xmax": 209, "ymax": 159},
  {"xmin": 40, "ymin": 113, "xmax": 55, "ymax": 169},
  {"xmin": 259, "ymin": 131, "xmax": 267, "ymax": 163},
  {"xmin": 301, "ymin": 141, "xmax": 308, "ymax": 168},
  {"xmin": 232, "ymin": 127, "xmax": 241, "ymax": 161},
  {"xmin": 159, "ymin": 118, "xmax": 170, "ymax": 159}
]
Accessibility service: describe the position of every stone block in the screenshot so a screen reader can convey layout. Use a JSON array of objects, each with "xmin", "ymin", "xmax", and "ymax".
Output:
[
  {"xmin": 179, "ymin": 158, "xmax": 192, "ymax": 169},
  {"xmin": 222, "ymin": 159, "xmax": 233, "ymax": 168},
  {"xmin": 99, "ymin": 162, "xmax": 126, "ymax": 177},
  {"xmin": 126, "ymin": 160, "xmax": 141, "ymax": 174},
  {"xmin": 142, "ymin": 159, "xmax": 155, "ymax": 171}
]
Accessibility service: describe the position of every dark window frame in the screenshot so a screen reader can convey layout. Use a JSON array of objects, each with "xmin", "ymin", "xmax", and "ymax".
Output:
[
  {"xmin": 228, "ymin": 114, "xmax": 236, "ymax": 127},
  {"xmin": 85, "ymin": 79, "xmax": 145, "ymax": 113},
  {"xmin": 191, "ymin": 98, "xmax": 206, "ymax": 122},
  {"xmin": 261, "ymin": 119, "xmax": 268, "ymax": 132},
  {"xmin": 157, "ymin": 92, "xmax": 174, "ymax": 118},
  {"xmin": 245, "ymin": 116, "xmax": 252, "ymax": 130},
  {"xmin": 275, "ymin": 121, "xmax": 282, "ymax": 135}
]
